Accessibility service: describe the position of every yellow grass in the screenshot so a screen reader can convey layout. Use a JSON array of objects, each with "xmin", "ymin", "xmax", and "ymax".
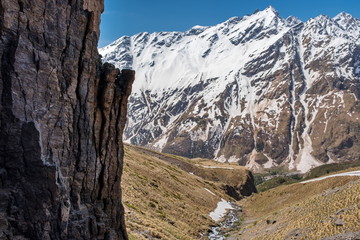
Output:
[
  {"xmin": 122, "ymin": 144, "xmax": 360, "ymax": 239},
  {"xmin": 236, "ymin": 177, "xmax": 360, "ymax": 239},
  {"xmin": 122, "ymin": 145, "xmax": 249, "ymax": 239}
]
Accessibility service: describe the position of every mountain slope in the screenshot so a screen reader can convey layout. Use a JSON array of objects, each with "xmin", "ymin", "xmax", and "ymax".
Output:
[
  {"xmin": 121, "ymin": 144, "xmax": 255, "ymax": 239},
  {"xmin": 235, "ymin": 172, "xmax": 360, "ymax": 239},
  {"xmin": 100, "ymin": 6, "xmax": 360, "ymax": 173}
]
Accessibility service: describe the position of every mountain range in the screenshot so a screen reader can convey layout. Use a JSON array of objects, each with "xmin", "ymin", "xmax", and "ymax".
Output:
[{"xmin": 99, "ymin": 6, "xmax": 360, "ymax": 173}]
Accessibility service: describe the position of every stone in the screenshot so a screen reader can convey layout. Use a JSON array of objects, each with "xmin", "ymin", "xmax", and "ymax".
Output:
[
  {"xmin": 334, "ymin": 219, "xmax": 345, "ymax": 227},
  {"xmin": 0, "ymin": 0, "xmax": 134, "ymax": 239},
  {"xmin": 266, "ymin": 219, "xmax": 277, "ymax": 224}
]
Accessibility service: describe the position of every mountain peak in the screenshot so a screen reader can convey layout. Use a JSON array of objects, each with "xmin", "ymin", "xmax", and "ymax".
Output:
[
  {"xmin": 263, "ymin": 5, "xmax": 281, "ymax": 16},
  {"xmin": 333, "ymin": 11, "xmax": 360, "ymax": 24},
  {"xmin": 185, "ymin": 25, "xmax": 209, "ymax": 36},
  {"xmin": 334, "ymin": 11, "xmax": 353, "ymax": 20},
  {"xmin": 309, "ymin": 14, "xmax": 332, "ymax": 24},
  {"xmin": 285, "ymin": 16, "xmax": 302, "ymax": 27},
  {"xmin": 265, "ymin": 5, "xmax": 277, "ymax": 12},
  {"xmin": 254, "ymin": 6, "xmax": 283, "ymax": 23},
  {"xmin": 246, "ymin": 6, "xmax": 280, "ymax": 19},
  {"xmin": 332, "ymin": 11, "xmax": 360, "ymax": 33}
]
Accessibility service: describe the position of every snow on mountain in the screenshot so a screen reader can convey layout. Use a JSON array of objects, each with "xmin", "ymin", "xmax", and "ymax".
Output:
[
  {"xmin": 99, "ymin": 7, "xmax": 360, "ymax": 173},
  {"xmin": 285, "ymin": 16, "xmax": 302, "ymax": 27}
]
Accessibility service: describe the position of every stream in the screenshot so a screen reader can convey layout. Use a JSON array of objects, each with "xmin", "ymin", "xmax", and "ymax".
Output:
[{"xmin": 208, "ymin": 203, "xmax": 242, "ymax": 240}]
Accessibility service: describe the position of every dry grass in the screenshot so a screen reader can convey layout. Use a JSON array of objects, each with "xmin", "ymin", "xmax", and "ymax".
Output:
[
  {"xmin": 122, "ymin": 145, "xmax": 249, "ymax": 239},
  {"xmin": 236, "ymin": 176, "xmax": 360, "ymax": 239},
  {"xmin": 122, "ymin": 144, "xmax": 360, "ymax": 239}
]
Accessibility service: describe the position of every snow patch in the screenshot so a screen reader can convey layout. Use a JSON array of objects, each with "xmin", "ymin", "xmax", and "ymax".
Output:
[
  {"xmin": 245, "ymin": 149, "xmax": 262, "ymax": 172},
  {"xmin": 200, "ymin": 165, "xmax": 235, "ymax": 170},
  {"xmin": 204, "ymin": 188, "xmax": 216, "ymax": 196},
  {"xmin": 227, "ymin": 155, "xmax": 239, "ymax": 163},
  {"xmin": 263, "ymin": 154, "xmax": 275, "ymax": 168},
  {"xmin": 215, "ymin": 155, "xmax": 227, "ymax": 163},
  {"xmin": 296, "ymin": 149, "xmax": 322, "ymax": 173},
  {"xmin": 209, "ymin": 199, "xmax": 234, "ymax": 222}
]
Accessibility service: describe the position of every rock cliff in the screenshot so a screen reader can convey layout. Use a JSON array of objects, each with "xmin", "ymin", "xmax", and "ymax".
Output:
[{"xmin": 0, "ymin": 0, "xmax": 134, "ymax": 239}]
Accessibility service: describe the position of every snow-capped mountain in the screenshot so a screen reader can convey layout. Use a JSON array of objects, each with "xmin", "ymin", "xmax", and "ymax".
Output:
[{"xmin": 99, "ymin": 6, "xmax": 360, "ymax": 173}]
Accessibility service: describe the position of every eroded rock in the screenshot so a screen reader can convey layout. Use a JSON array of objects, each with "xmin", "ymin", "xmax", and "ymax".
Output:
[{"xmin": 0, "ymin": 0, "xmax": 134, "ymax": 239}]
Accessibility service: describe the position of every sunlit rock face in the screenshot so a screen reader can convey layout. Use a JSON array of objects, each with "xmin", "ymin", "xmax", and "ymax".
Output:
[
  {"xmin": 100, "ymin": 7, "xmax": 360, "ymax": 173},
  {"xmin": 0, "ymin": 0, "xmax": 134, "ymax": 239}
]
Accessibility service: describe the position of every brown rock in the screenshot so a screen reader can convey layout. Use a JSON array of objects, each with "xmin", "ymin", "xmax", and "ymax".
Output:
[
  {"xmin": 334, "ymin": 218, "xmax": 345, "ymax": 227},
  {"xmin": 0, "ymin": 0, "xmax": 134, "ymax": 239}
]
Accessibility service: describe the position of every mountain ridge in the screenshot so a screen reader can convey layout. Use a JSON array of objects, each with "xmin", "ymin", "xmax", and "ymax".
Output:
[{"xmin": 100, "ymin": 7, "xmax": 360, "ymax": 173}]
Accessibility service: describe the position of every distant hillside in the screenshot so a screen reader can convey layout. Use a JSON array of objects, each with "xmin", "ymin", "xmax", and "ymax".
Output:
[
  {"xmin": 122, "ymin": 144, "xmax": 256, "ymax": 239},
  {"xmin": 233, "ymin": 170, "xmax": 360, "ymax": 239}
]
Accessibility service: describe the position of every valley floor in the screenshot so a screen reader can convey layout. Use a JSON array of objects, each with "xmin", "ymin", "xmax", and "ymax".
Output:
[
  {"xmin": 121, "ymin": 145, "xmax": 360, "ymax": 240},
  {"xmin": 122, "ymin": 144, "xmax": 252, "ymax": 239}
]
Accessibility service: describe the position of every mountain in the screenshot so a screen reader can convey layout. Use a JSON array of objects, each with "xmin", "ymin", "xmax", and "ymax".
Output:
[{"xmin": 99, "ymin": 6, "xmax": 360, "ymax": 173}]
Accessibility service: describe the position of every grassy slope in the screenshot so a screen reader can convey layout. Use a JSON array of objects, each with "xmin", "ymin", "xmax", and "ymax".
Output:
[
  {"xmin": 254, "ymin": 162, "xmax": 360, "ymax": 192},
  {"xmin": 122, "ymin": 144, "xmax": 250, "ymax": 240},
  {"xmin": 303, "ymin": 163, "xmax": 360, "ymax": 179},
  {"xmin": 123, "ymin": 144, "xmax": 360, "ymax": 239},
  {"xmin": 233, "ymin": 175, "xmax": 360, "ymax": 239}
]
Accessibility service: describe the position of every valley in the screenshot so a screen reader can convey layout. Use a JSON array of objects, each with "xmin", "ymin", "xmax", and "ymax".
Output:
[
  {"xmin": 122, "ymin": 144, "xmax": 255, "ymax": 239},
  {"xmin": 2, "ymin": 1, "xmax": 359, "ymax": 239},
  {"xmin": 122, "ymin": 145, "xmax": 360, "ymax": 239}
]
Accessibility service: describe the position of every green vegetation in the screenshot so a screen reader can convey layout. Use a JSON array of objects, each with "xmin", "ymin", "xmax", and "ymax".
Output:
[
  {"xmin": 303, "ymin": 160, "xmax": 360, "ymax": 180},
  {"xmin": 256, "ymin": 176, "xmax": 298, "ymax": 192},
  {"xmin": 254, "ymin": 162, "xmax": 360, "ymax": 192}
]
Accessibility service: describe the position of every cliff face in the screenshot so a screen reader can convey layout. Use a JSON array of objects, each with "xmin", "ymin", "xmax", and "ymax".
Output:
[
  {"xmin": 0, "ymin": 0, "xmax": 134, "ymax": 239},
  {"xmin": 222, "ymin": 171, "xmax": 257, "ymax": 200}
]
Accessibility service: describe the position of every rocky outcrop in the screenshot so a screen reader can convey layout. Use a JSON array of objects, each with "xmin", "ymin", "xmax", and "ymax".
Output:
[
  {"xmin": 222, "ymin": 171, "xmax": 257, "ymax": 200},
  {"xmin": 0, "ymin": 0, "xmax": 134, "ymax": 239}
]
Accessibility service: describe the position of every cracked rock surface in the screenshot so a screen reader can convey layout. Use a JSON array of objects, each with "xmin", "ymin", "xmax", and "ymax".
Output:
[{"xmin": 0, "ymin": 0, "xmax": 134, "ymax": 239}]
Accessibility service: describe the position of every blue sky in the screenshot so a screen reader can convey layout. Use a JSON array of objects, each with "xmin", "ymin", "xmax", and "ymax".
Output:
[{"xmin": 99, "ymin": 0, "xmax": 360, "ymax": 47}]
